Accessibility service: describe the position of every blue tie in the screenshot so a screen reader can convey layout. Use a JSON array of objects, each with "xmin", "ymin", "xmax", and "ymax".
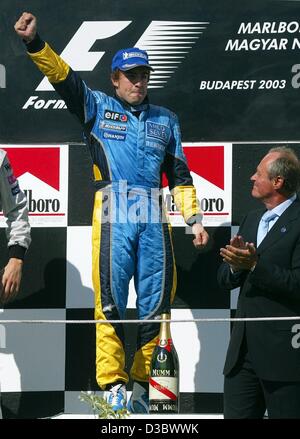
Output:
[{"xmin": 257, "ymin": 210, "xmax": 277, "ymax": 246}]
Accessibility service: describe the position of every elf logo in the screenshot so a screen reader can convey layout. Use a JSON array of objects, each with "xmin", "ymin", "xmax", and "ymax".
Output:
[
  {"xmin": 22, "ymin": 20, "xmax": 209, "ymax": 109},
  {"xmin": 104, "ymin": 110, "xmax": 128, "ymax": 122}
]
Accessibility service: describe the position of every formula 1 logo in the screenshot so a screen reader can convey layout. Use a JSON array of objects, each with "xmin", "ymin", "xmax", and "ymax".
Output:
[{"xmin": 22, "ymin": 20, "xmax": 209, "ymax": 110}]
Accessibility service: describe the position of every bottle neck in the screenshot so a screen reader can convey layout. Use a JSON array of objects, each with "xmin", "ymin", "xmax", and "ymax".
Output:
[{"xmin": 158, "ymin": 313, "xmax": 171, "ymax": 346}]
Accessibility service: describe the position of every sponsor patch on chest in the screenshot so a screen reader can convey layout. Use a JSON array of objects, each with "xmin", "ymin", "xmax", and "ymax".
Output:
[
  {"xmin": 100, "ymin": 121, "xmax": 127, "ymax": 132},
  {"xmin": 104, "ymin": 110, "xmax": 128, "ymax": 123},
  {"xmin": 146, "ymin": 122, "xmax": 170, "ymax": 143},
  {"xmin": 102, "ymin": 131, "xmax": 126, "ymax": 141}
]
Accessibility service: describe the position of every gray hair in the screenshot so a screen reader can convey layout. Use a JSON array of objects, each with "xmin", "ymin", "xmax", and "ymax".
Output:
[{"xmin": 267, "ymin": 146, "xmax": 300, "ymax": 195}]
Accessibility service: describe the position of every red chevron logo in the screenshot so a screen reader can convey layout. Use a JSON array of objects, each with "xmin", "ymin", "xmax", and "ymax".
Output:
[
  {"xmin": 2, "ymin": 147, "xmax": 60, "ymax": 191},
  {"xmin": 162, "ymin": 145, "xmax": 224, "ymax": 190}
]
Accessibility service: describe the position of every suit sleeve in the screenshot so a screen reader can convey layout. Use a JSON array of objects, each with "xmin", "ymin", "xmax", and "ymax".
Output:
[
  {"xmin": 217, "ymin": 214, "xmax": 249, "ymax": 290},
  {"xmin": 217, "ymin": 262, "xmax": 249, "ymax": 291},
  {"xmin": 0, "ymin": 152, "xmax": 31, "ymax": 258},
  {"xmin": 26, "ymin": 34, "xmax": 98, "ymax": 127},
  {"xmin": 162, "ymin": 112, "xmax": 202, "ymax": 224},
  {"xmin": 248, "ymin": 235, "xmax": 300, "ymax": 301}
]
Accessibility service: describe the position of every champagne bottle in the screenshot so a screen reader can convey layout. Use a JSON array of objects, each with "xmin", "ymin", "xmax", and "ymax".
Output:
[{"xmin": 149, "ymin": 312, "xmax": 179, "ymax": 413}]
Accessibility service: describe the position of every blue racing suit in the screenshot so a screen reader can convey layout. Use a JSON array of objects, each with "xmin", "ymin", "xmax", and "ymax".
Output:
[{"xmin": 26, "ymin": 36, "xmax": 202, "ymax": 389}]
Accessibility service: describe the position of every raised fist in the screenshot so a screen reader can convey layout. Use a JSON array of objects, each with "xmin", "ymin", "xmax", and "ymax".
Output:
[{"xmin": 14, "ymin": 12, "xmax": 37, "ymax": 43}]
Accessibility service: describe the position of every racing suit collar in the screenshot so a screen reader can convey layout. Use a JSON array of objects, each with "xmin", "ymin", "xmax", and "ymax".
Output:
[{"xmin": 114, "ymin": 94, "xmax": 149, "ymax": 113}]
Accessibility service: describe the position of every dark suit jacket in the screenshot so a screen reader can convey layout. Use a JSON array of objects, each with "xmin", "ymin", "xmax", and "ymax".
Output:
[{"xmin": 218, "ymin": 197, "xmax": 300, "ymax": 381}]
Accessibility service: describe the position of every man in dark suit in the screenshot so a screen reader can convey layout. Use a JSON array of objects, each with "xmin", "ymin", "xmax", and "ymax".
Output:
[{"xmin": 218, "ymin": 146, "xmax": 300, "ymax": 419}]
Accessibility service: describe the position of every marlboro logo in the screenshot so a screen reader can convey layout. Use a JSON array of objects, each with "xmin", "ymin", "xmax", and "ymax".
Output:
[
  {"xmin": 162, "ymin": 143, "xmax": 232, "ymax": 227},
  {"xmin": 1, "ymin": 146, "xmax": 68, "ymax": 227},
  {"xmin": 24, "ymin": 189, "xmax": 60, "ymax": 213},
  {"xmin": 162, "ymin": 145, "xmax": 224, "ymax": 189},
  {"xmin": 2, "ymin": 147, "xmax": 60, "ymax": 190}
]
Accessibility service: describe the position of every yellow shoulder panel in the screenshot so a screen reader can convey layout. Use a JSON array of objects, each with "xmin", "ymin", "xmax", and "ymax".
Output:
[{"xmin": 28, "ymin": 42, "xmax": 70, "ymax": 83}]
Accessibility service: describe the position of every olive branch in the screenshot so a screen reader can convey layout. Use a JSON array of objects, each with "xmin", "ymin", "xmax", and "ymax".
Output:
[{"xmin": 79, "ymin": 392, "xmax": 130, "ymax": 419}]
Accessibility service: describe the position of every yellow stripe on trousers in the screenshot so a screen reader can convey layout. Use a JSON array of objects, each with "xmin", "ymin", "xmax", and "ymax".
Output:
[{"xmin": 93, "ymin": 191, "xmax": 128, "ymax": 389}]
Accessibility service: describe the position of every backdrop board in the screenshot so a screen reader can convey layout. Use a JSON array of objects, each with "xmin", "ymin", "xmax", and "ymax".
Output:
[
  {"xmin": 1, "ymin": 0, "xmax": 300, "ymax": 142},
  {"xmin": 0, "ymin": 0, "xmax": 300, "ymax": 418}
]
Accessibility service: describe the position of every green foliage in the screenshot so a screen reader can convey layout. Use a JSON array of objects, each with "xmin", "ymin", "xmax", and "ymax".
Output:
[{"xmin": 79, "ymin": 392, "xmax": 130, "ymax": 419}]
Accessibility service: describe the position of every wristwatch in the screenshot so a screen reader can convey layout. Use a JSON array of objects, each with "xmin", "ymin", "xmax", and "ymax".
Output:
[{"xmin": 186, "ymin": 214, "xmax": 203, "ymax": 226}]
